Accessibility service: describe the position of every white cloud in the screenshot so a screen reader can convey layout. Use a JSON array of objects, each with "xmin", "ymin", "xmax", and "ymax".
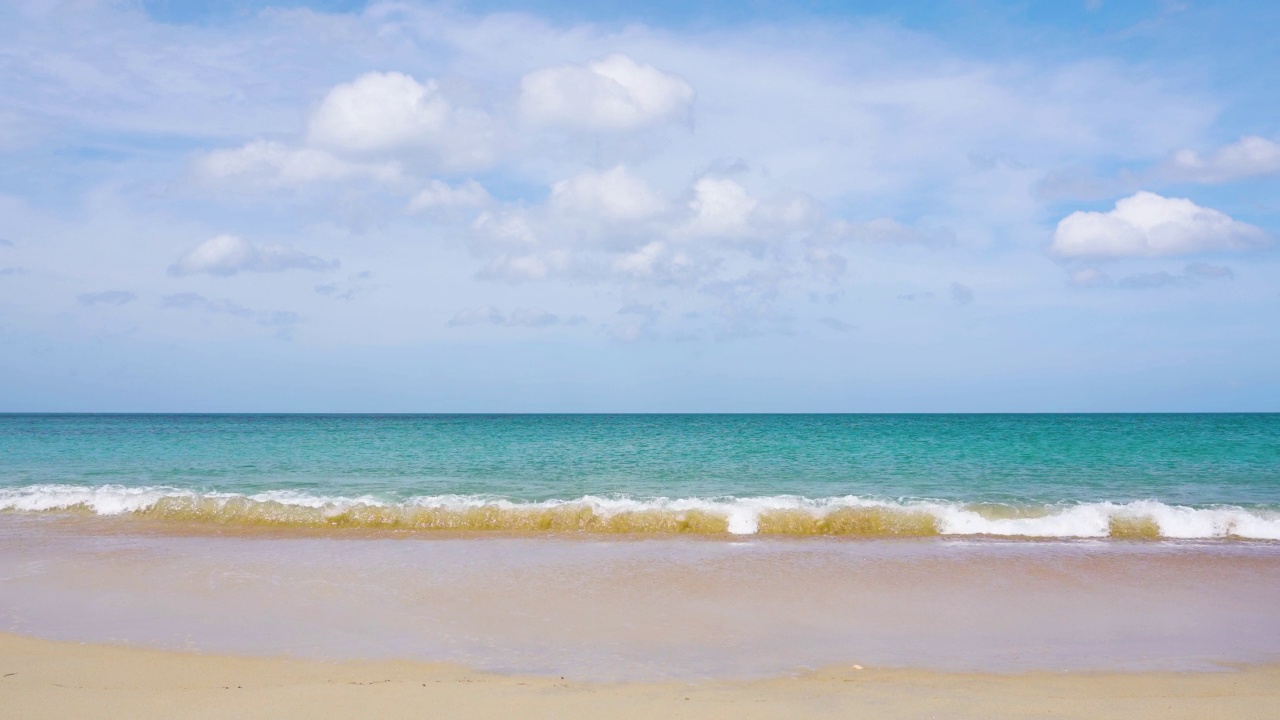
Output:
[
  {"xmin": 196, "ymin": 140, "xmax": 402, "ymax": 188},
  {"xmin": 471, "ymin": 210, "xmax": 540, "ymax": 247},
  {"xmin": 453, "ymin": 170, "xmax": 936, "ymax": 299},
  {"xmin": 407, "ymin": 179, "xmax": 492, "ymax": 212},
  {"xmin": 308, "ymin": 72, "xmax": 444, "ymax": 152},
  {"xmin": 681, "ymin": 177, "xmax": 758, "ymax": 238},
  {"xmin": 4, "ymin": 2, "xmax": 1249, "ymax": 349},
  {"xmin": 612, "ymin": 241, "xmax": 697, "ymax": 282},
  {"xmin": 468, "ymin": 210, "xmax": 573, "ymax": 282},
  {"xmin": 550, "ymin": 166, "xmax": 667, "ymax": 222},
  {"xmin": 520, "ymin": 54, "xmax": 695, "ymax": 132},
  {"xmin": 1161, "ymin": 136, "xmax": 1280, "ymax": 184},
  {"xmin": 1050, "ymin": 191, "xmax": 1270, "ymax": 259},
  {"xmin": 307, "ymin": 71, "xmax": 495, "ymax": 169},
  {"xmin": 168, "ymin": 235, "xmax": 338, "ymax": 277},
  {"xmin": 478, "ymin": 252, "xmax": 569, "ymax": 282}
]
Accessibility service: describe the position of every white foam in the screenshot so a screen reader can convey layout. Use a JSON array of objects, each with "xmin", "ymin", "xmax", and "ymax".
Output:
[
  {"xmin": 3, "ymin": 484, "xmax": 1280, "ymax": 539},
  {"xmin": 0, "ymin": 484, "xmax": 189, "ymax": 515},
  {"xmin": 932, "ymin": 502, "xmax": 1114, "ymax": 537}
]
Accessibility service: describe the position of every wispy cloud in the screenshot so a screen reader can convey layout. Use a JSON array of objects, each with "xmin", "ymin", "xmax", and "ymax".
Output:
[
  {"xmin": 78, "ymin": 290, "xmax": 136, "ymax": 306},
  {"xmin": 168, "ymin": 235, "xmax": 338, "ymax": 277}
]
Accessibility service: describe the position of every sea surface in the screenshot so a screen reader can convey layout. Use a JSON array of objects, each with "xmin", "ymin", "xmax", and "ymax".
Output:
[
  {"xmin": 2, "ymin": 413, "xmax": 1279, "ymax": 539},
  {"xmin": 5, "ymin": 413, "xmax": 1280, "ymax": 677}
]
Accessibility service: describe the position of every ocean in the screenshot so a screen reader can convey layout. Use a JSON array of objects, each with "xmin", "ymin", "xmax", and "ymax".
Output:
[{"xmin": 3, "ymin": 413, "xmax": 1279, "ymax": 539}]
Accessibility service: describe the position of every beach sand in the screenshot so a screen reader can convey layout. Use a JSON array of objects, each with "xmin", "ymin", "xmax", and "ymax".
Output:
[
  {"xmin": 5, "ymin": 518, "xmax": 1280, "ymax": 717},
  {"xmin": 3, "ymin": 632, "xmax": 1279, "ymax": 719}
]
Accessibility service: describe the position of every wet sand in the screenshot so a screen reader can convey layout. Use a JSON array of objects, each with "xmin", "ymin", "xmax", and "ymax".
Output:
[
  {"xmin": 4, "ymin": 513, "xmax": 1280, "ymax": 716},
  {"xmin": 5, "ymin": 515, "xmax": 1280, "ymax": 678},
  {"xmin": 3, "ymin": 632, "xmax": 1279, "ymax": 720}
]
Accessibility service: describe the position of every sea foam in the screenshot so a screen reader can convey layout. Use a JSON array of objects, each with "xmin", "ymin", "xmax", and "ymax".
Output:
[{"xmin": 2, "ymin": 484, "xmax": 1279, "ymax": 539}]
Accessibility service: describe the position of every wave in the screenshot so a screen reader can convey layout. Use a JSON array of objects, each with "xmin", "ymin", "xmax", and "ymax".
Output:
[{"xmin": 2, "ymin": 484, "xmax": 1279, "ymax": 540}]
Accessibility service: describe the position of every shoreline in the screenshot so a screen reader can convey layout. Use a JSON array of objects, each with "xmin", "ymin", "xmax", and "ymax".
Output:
[
  {"xmin": 3, "ymin": 632, "xmax": 1279, "ymax": 719},
  {"xmin": 4, "ymin": 499, "xmax": 1280, "ymax": 541},
  {"xmin": 6, "ymin": 520, "xmax": 1280, "ymax": 679},
  {"xmin": 12, "ymin": 509, "xmax": 1280, "ymax": 543}
]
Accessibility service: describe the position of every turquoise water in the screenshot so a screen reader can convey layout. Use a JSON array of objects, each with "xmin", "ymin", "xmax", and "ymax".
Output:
[{"xmin": 2, "ymin": 414, "xmax": 1279, "ymax": 537}]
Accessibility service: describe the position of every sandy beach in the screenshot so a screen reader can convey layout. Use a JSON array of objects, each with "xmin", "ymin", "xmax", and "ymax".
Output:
[
  {"xmin": 5, "ymin": 523, "xmax": 1280, "ymax": 719},
  {"xmin": 3, "ymin": 632, "xmax": 1278, "ymax": 719}
]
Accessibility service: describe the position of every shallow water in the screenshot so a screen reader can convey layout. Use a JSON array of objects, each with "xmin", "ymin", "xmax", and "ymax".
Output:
[
  {"xmin": 3, "ymin": 515, "xmax": 1279, "ymax": 680},
  {"xmin": 4, "ymin": 414, "xmax": 1279, "ymax": 678},
  {"xmin": 3, "ymin": 414, "xmax": 1279, "ymax": 539}
]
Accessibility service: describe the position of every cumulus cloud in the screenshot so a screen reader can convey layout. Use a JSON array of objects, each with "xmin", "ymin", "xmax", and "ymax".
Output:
[
  {"xmin": 675, "ymin": 179, "xmax": 842, "ymax": 245},
  {"xmin": 407, "ymin": 179, "xmax": 491, "ymax": 212},
  {"xmin": 453, "ymin": 170, "xmax": 935, "ymax": 301},
  {"xmin": 196, "ymin": 140, "xmax": 401, "ymax": 188},
  {"xmin": 550, "ymin": 166, "xmax": 667, "ymax": 222},
  {"xmin": 309, "ymin": 72, "xmax": 444, "ymax": 152},
  {"xmin": 1050, "ymin": 191, "xmax": 1270, "ymax": 259},
  {"xmin": 307, "ymin": 71, "xmax": 494, "ymax": 168},
  {"xmin": 77, "ymin": 290, "xmax": 136, "ymax": 306},
  {"xmin": 168, "ymin": 235, "xmax": 338, "ymax": 277},
  {"xmin": 612, "ymin": 241, "xmax": 699, "ymax": 283},
  {"xmin": 468, "ymin": 209, "xmax": 574, "ymax": 282},
  {"xmin": 520, "ymin": 54, "xmax": 695, "ymax": 132},
  {"xmin": 197, "ymin": 72, "xmax": 496, "ymax": 190},
  {"xmin": 681, "ymin": 177, "xmax": 758, "ymax": 238},
  {"xmin": 1160, "ymin": 136, "xmax": 1280, "ymax": 184}
]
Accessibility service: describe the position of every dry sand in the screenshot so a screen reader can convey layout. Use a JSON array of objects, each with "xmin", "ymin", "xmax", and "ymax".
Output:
[{"xmin": 2, "ymin": 632, "xmax": 1278, "ymax": 720}]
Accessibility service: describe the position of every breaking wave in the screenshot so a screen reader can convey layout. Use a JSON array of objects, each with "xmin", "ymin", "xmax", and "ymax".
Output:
[{"xmin": 2, "ymin": 484, "xmax": 1279, "ymax": 540}]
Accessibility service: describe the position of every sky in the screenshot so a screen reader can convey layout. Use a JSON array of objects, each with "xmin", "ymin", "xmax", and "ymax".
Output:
[{"xmin": 1, "ymin": 0, "xmax": 1278, "ymax": 412}]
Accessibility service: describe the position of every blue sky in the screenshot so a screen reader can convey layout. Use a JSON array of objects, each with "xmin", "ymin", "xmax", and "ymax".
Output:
[{"xmin": 1, "ymin": 0, "xmax": 1278, "ymax": 411}]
